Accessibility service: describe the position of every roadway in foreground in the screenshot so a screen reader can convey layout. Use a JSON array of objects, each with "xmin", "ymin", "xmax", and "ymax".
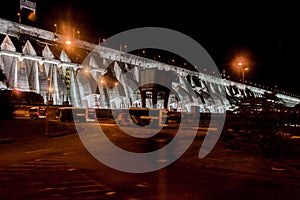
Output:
[{"xmin": 0, "ymin": 118, "xmax": 300, "ymax": 199}]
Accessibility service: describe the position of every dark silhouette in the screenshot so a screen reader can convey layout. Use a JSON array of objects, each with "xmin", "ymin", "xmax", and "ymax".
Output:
[
  {"xmin": 0, "ymin": 92, "xmax": 14, "ymax": 119},
  {"xmin": 0, "ymin": 68, "xmax": 9, "ymax": 87}
]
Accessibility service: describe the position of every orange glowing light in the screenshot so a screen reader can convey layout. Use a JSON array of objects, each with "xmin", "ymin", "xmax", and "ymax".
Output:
[
  {"xmin": 28, "ymin": 12, "xmax": 37, "ymax": 21},
  {"xmin": 231, "ymin": 56, "xmax": 250, "ymax": 72},
  {"xmin": 65, "ymin": 40, "xmax": 72, "ymax": 45}
]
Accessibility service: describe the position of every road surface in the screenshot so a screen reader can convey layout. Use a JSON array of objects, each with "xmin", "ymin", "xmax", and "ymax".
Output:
[{"xmin": 1, "ymin": 119, "xmax": 300, "ymax": 199}]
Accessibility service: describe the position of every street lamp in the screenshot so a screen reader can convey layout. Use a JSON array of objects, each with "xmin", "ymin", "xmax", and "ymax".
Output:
[
  {"xmin": 238, "ymin": 62, "xmax": 245, "ymax": 84},
  {"xmin": 237, "ymin": 61, "xmax": 249, "ymax": 101},
  {"xmin": 54, "ymin": 23, "xmax": 57, "ymax": 33},
  {"xmin": 65, "ymin": 40, "xmax": 72, "ymax": 45},
  {"xmin": 17, "ymin": 12, "xmax": 21, "ymax": 23},
  {"xmin": 241, "ymin": 62, "xmax": 248, "ymax": 84},
  {"xmin": 233, "ymin": 57, "xmax": 249, "ymax": 84},
  {"xmin": 77, "ymin": 30, "xmax": 80, "ymax": 39}
]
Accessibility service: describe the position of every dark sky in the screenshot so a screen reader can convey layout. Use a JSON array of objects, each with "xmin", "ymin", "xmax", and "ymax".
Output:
[{"xmin": 1, "ymin": 0, "xmax": 300, "ymax": 96}]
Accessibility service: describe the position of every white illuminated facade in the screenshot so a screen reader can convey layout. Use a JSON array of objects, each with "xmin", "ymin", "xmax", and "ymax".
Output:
[{"xmin": 0, "ymin": 18, "xmax": 299, "ymax": 113}]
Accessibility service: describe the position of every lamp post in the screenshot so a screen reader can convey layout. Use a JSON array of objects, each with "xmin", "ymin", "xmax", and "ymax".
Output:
[
  {"xmin": 237, "ymin": 61, "xmax": 249, "ymax": 101},
  {"xmin": 54, "ymin": 24, "xmax": 57, "ymax": 34},
  {"xmin": 238, "ymin": 62, "xmax": 245, "ymax": 84},
  {"xmin": 17, "ymin": 12, "xmax": 21, "ymax": 23},
  {"xmin": 238, "ymin": 62, "xmax": 248, "ymax": 85}
]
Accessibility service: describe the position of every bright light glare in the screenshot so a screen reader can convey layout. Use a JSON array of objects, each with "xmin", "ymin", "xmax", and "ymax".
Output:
[{"xmin": 65, "ymin": 40, "xmax": 72, "ymax": 45}]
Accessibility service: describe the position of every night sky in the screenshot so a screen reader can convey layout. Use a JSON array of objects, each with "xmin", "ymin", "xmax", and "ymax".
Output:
[{"xmin": 1, "ymin": 0, "xmax": 300, "ymax": 96}]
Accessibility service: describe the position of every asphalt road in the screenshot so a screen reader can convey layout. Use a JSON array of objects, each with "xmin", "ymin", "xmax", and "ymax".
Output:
[{"xmin": 1, "ymin": 119, "xmax": 300, "ymax": 199}]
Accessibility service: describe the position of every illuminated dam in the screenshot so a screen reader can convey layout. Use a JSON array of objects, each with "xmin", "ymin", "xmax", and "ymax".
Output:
[{"xmin": 0, "ymin": 18, "xmax": 299, "ymax": 113}]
